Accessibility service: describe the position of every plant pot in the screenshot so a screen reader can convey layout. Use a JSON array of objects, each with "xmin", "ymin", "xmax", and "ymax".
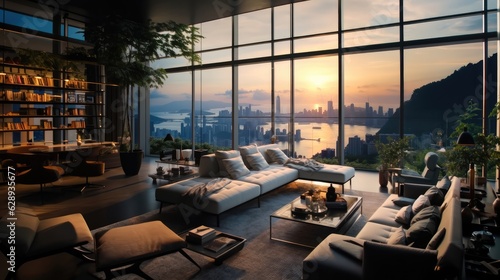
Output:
[
  {"xmin": 120, "ymin": 150, "xmax": 144, "ymax": 176},
  {"xmin": 379, "ymin": 169, "xmax": 388, "ymax": 188}
]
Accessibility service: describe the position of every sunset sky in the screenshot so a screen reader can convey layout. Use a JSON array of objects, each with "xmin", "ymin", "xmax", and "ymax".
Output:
[{"xmin": 150, "ymin": 0, "xmax": 497, "ymax": 114}]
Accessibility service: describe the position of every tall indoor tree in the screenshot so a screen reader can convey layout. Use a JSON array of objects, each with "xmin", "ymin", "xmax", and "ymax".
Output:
[{"xmin": 84, "ymin": 14, "xmax": 201, "ymax": 175}]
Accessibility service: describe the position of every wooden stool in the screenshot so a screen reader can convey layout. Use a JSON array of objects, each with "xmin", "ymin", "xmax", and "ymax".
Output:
[{"xmin": 95, "ymin": 221, "xmax": 200, "ymax": 279}]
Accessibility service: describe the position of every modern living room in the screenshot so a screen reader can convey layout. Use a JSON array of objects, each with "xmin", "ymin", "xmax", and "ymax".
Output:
[{"xmin": 1, "ymin": 0, "xmax": 500, "ymax": 279}]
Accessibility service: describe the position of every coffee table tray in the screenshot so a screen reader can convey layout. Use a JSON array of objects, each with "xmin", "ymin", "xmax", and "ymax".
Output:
[{"xmin": 181, "ymin": 231, "xmax": 246, "ymax": 264}]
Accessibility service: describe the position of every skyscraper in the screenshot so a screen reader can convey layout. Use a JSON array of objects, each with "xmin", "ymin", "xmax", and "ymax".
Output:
[{"xmin": 276, "ymin": 95, "xmax": 281, "ymax": 115}]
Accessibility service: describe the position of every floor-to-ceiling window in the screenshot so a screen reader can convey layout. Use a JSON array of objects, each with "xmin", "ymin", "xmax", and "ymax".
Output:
[{"xmin": 147, "ymin": 0, "xmax": 498, "ymax": 175}]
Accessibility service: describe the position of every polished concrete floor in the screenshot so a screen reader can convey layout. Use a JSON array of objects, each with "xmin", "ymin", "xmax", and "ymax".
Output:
[{"xmin": 0, "ymin": 156, "xmax": 393, "ymax": 230}]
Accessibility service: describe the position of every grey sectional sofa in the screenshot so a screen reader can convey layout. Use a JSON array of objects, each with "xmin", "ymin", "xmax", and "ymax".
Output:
[
  {"xmin": 155, "ymin": 144, "xmax": 355, "ymax": 225},
  {"xmin": 302, "ymin": 176, "xmax": 464, "ymax": 280}
]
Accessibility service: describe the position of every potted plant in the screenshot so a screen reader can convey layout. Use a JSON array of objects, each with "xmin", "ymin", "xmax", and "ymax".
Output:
[
  {"xmin": 84, "ymin": 14, "xmax": 202, "ymax": 176},
  {"xmin": 375, "ymin": 136, "xmax": 411, "ymax": 187}
]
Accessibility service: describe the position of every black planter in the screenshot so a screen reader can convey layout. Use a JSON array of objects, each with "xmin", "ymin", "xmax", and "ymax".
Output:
[{"xmin": 120, "ymin": 150, "xmax": 144, "ymax": 176}]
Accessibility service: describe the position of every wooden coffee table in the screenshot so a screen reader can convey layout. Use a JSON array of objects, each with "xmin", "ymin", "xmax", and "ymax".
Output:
[{"xmin": 270, "ymin": 193, "xmax": 362, "ymax": 248}]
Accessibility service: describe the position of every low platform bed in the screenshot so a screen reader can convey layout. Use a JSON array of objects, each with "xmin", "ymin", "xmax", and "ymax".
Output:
[{"xmin": 155, "ymin": 144, "xmax": 355, "ymax": 226}]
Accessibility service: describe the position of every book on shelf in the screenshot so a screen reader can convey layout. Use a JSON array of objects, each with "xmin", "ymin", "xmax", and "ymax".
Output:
[
  {"xmin": 186, "ymin": 225, "xmax": 216, "ymax": 244},
  {"xmin": 203, "ymin": 236, "xmax": 237, "ymax": 253}
]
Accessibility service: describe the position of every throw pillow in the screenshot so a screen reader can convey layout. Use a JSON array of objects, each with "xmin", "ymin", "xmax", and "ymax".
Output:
[
  {"xmin": 395, "ymin": 205, "xmax": 413, "ymax": 226},
  {"xmin": 392, "ymin": 197, "xmax": 415, "ymax": 207},
  {"xmin": 222, "ymin": 157, "xmax": 251, "ymax": 179},
  {"xmin": 266, "ymin": 148, "xmax": 289, "ymax": 164},
  {"xmin": 436, "ymin": 175, "xmax": 451, "ymax": 196},
  {"xmin": 410, "ymin": 205, "xmax": 441, "ymax": 226},
  {"xmin": 239, "ymin": 144, "xmax": 259, "ymax": 168},
  {"xmin": 405, "ymin": 217, "xmax": 439, "ymax": 249},
  {"xmin": 424, "ymin": 186, "xmax": 444, "ymax": 206},
  {"xmin": 215, "ymin": 150, "xmax": 241, "ymax": 177},
  {"xmin": 387, "ymin": 226, "xmax": 407, "ymax": 245},
  {"xmin": 246, "ymin": 153, "xmax": 269, "ymax": 170},
  {"xmin": 412, "ymin": 195, "xmax": 431, "ymax": 214},
  {"xmin": 426, "ymin": 227, "xmax": 446, "ymax": 250}
]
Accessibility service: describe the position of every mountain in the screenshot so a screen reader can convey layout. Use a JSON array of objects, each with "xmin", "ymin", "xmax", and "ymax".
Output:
[
  {"xmin": 378, "ymin": 54, "xmax": 498, "ymax": 137},
  {"xmin": 150, "ymin": 99, "xmax": 231, "ymax": 113}
]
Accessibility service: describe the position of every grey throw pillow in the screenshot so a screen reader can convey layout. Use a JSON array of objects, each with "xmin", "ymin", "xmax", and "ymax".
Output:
[
  {"xmin": 406, "ymin": 217, "xmax": 439, "ymax": 248},
  {"xmin": 222, "ymin": 157, "xmax": 251, "ymax": 179},
  {"xmin": 266, "ymin": 148, "xmax": 289, "ymax": 164},
  {"xmin": 424, "ymin": 186, "xmax": 444, "ymax": 206},
  {"xmin": 246, "ymin": 153, "xmax": 269, "ymax": 170}
]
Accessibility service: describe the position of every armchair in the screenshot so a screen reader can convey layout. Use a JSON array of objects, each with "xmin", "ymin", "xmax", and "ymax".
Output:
[
  {"xmin": 392, "ymin": 152, "xmax": 442, "ymax": 188},
  {"xmin": 0, "ymin": 211, "xmax": 93, "ymax": 280}
]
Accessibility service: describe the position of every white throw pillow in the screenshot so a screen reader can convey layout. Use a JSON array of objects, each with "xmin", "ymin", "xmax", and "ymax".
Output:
[
  {"xmin": 222, "ymin": 157, "xmax": 251, "ymax": 179},
  {"xmin": 215, "ymin": 150, "xmax": 240, "ymax": 177},
  {"xmin": 266, "ymin": 148, "xmax": 289, "ymax": 164},
  {"xmin": 246, "ymin": 153, "xmax": 269, "ymax": 170},
  {"xmin": 239, "ymin": 144, "xmax": 259, "ymax": 168},
  {"xmin": 387, "ymin": 226, "xmax": 406, "ymax": 245},
  {"xmin": 395, "ymin": 205, "xmax": 413, "ymax": 226},
  {"xmin": 412, "ymin": 195, "xmax": 431, "ymax": 214}
]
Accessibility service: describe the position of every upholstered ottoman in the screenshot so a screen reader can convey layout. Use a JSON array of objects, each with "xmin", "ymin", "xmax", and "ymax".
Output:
[
  {"xmin": 94, "ymin": 221, "xmax": 200, "ymax": 279},
  {"xmin": 298, "ymin": 164, "xmax": 355, "ymax": 193}
]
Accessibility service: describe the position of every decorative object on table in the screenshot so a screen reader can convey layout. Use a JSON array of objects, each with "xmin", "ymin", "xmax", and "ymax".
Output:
[
  {"xmin": 457, "ymin": 127, "xmax": 476, "ymax": 204},
  {"xmin": 186, "ymin": 225, "xmax": 216, "ymax": 245},
  {"xmin": 326, "ymin": 183, "xmax": 338, "ymax": 202},
  {"xmin": 182, "ymin": 149, "xmax": 192, "ymax": 162},
  {"xmin": 156, "ymin": 166, "xmax": 165, "ymax": 175}
]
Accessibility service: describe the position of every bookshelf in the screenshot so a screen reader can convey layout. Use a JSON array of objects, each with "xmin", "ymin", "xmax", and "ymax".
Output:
[{"xmin": 0, "ymin": 60, "xmax": 107, "ymax": 147}]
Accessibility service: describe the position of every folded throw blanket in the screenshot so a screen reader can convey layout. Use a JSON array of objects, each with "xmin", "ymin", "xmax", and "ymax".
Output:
[
  {"xmin": 182, "ymin": 178, "xmax": 231, "ymax": 208},
  {"xmin": 284, "ymin": 158, "xmax": 324, "ymax": 171}
]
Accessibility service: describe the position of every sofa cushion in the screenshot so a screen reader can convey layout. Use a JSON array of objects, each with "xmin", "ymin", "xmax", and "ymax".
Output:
[
  {"xmin": 222, "ymin": 157, "xmax": 251, "ymax": 179},
  {"xmin": 424, "ymin": 186, "xmax": 444, "ymax": 206},
  {"xmin": 0, "ymin": 213, "xmax": 39, "ymax": 260},
  {"xmin": 266, "ymin": 148, "xmax": 289, "ymax": 164},
  {"xmin": 239, "ymin": 144, "xmax": 258, "ymax": 168},
  {"xmin": 395, "ymin": 205, "xmax": 413, "ymax": 226},
  {"xmin": 410, "ymin": 205, "xmax": 440, "ymax": 226},
  {"xmin": 412, "ymin": 195, "xmax": 430, "ymax": 214},
  {"xmin": 387, "ymin": 226, "xmax": 406, "ymax": 245},
  {"xmin": 436, "ymin": 175, "xmax": 451, "ymax": 196},
  {"xmin": 215, "ymin": 150, "xmax": 240, "ymax": 177},
  {"xmin": 328, "ymin": 240, "xmax": 363, "ymax": 262},
  {"xmin": 392, "ymin": 197, "xmax": 415, "ymax": 207},
  {"xmin": 406, "ymin": 217, "xmax": 439, "ymax": 249},
  {"xmin": 246, "ymin": 153, "xmax": 269, "ymax": 170}
]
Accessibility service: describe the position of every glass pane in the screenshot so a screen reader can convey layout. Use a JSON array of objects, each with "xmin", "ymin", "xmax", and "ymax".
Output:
[
  {"xmin": 343, "ymin": 0, "xmax": 399, "ymax": 29},
  {"xmin": 238, "ymin": 43, "xmax": 271, "ymax": 60},
  {"xmin": 237, "ymin": 63, "xmax": 271, "ymax": 146},
  {"xmin": 405, "ymin": 16, "xmax": 483, "ymax": 41},
  {"xmin": 152, "ymin": 56, "xmax": 190, "ymax": 69},
  {"xmin": 196, "ymin": 17, "xmax": 232, "ymax": 51},
  {"xmin": 343, "ymin": 26, "xmax": 399, "ymax": 48},
  {"xmin": 274, "ymin": 40, "xmax": 290, "ymax": 56},
  {"xmin": 294, "ymin": 0, "xmax": 338, "ymax": 36},
  {"xmin": 404, "ymin": 44, "xmax": 484, "ymax": 149},
  {"xmin": 294, "ymin": 56, "xmax": 338, "ymax": 159},
  {"xmin": 274, "ymin": 4, "xmax": 291, "ymax": 39},
  {"xmin": 238, "ymin": 9, "xmax": 271, "ymax": 45},
  {"xmin": 201, "ymin": 49, "xmax": 232, "ymax": 64},
  {"xmin": 194, "ymin": 67, "xmax": 233, "ymax": 150},
  {"xmin": 150, "ymin": 72, "xmax": 193, "ymax": 154},
  {"xmin": 404, "ymin": 0, "xmax": 483, "ymax": 21},
  {"xmin": 294, "ymin": 34, "xmax": 337, "ymax": 53},
  {"xmin": 344, "ymin": 51, "xmax": 399, "ymax": 168},
  {"xmin": 274, "ymin": 61, "xmax": 292, "ymax": 155}
]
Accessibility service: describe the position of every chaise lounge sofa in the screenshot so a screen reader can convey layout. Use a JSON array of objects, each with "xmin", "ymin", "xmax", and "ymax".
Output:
[
  {"xmin": 155, "ymin": 144, "xmax": 355, "ymax": 225},
  {"xmin": 302, "ymin": 176, "xmax": 463, "ymax": 280}
]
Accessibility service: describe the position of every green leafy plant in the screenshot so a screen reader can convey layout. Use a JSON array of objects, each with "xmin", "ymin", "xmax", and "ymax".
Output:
[
  {"xmin": 84, "ymin": 15, "xmax": 202, "ymax": 151},
  {"xmin": 375, "ymin": 136, "xmax": 411, "ymax": 171}
]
